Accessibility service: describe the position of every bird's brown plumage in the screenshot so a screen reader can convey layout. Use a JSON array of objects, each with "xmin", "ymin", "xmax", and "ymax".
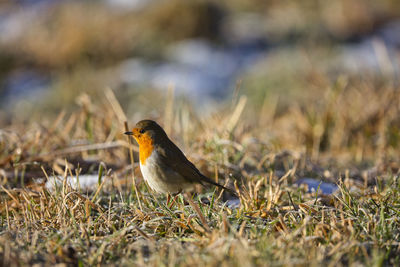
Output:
[{"xmin": 125, "ymin": 120, "xmax": 235, "ymax": 195}]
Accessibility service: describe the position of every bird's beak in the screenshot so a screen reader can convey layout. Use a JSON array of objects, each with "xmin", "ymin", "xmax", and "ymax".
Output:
[{"xmin": 124, "ymin": 131, "xmax": 134, "ymax": 135}]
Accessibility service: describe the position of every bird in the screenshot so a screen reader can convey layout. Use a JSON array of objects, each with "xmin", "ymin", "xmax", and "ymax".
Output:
[{"xmin": 124, "ymin": 120, "xmax": 236, "ymax": 196}]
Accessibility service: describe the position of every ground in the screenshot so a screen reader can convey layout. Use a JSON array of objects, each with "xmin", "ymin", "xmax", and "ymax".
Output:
[{"xmin": 1, "ymin": 83, "xmax": 399, "ymax": 266}]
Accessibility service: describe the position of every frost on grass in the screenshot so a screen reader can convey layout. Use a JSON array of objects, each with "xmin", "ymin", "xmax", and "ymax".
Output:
[{"xmin": 1, "ymin": 84, "xmax": 400, "ymax": 266}]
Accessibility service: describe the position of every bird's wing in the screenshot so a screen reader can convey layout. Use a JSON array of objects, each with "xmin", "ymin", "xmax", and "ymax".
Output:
[{"xmin": 157, "ymin": 140, "xmax": 236, "ymax": 194}]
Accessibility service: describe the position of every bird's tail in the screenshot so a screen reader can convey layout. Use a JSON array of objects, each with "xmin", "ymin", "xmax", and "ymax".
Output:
[{"xmin": 200, "ymin": 174, "xmax": 238, "ymax": 197}]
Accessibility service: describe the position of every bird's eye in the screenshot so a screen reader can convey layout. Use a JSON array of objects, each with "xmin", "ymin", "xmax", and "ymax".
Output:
[{"xmin": 139, "ymin": 129, "xmax": 145, "ymax": 134}]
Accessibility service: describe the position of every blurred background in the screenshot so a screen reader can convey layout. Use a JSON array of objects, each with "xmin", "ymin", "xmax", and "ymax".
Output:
[
  {"xmin": 0, "ymin": 0, "xmax": 399, "ymax": 122},
  {"xmin": 2, "ymin": 2, "xmax": 400, "ymax": 265}
]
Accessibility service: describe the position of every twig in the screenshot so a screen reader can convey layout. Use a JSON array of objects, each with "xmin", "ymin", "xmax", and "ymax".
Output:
[
  {"xmin": 133, "ymin": 225, "xmax": 155, "ymax": 242},
  {"xmin": 287, "ymin": 191, "xmax": 298, "ymax": 211},
  {"xmin": 31, "ymin": 141, "xmax": 131, "ymax": 161},
  {"xmin": 105, "ymin": 87, "xmax": 127, "ymax": 123},
  {"xmin": 164, "ymin": 84, "xmax": 175, "ymax": 136},
  {"xmin": 226, "ymin": 95, "xmax": 247, "ymax": 133}
]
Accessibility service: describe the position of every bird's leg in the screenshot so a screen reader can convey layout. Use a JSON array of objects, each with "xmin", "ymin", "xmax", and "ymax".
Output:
[
  {"xmin": 166, "ymin": 193, "xmax": 171, "ymax": 207},
  {"xmin": 168, "ymin": 191, "xmax": 182, "ymax": 209}
]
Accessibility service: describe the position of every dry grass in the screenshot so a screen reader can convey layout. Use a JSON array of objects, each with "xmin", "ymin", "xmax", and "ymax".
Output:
[
  {"xmin": 2, "ymin": 0, "xmax": 400, "ymax": 265},
  {"xmin": 1, "ymin": 81, "xmax": 400, "ymax": 266}
]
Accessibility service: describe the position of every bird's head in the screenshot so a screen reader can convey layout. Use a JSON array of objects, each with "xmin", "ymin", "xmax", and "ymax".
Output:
[{"xmin": 124, "ymin": 120, "xmax": 167, "ymax": 146}]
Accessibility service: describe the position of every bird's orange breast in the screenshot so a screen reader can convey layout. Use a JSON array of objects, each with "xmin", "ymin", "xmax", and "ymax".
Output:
[{"xmin": 136, "ymin": 133, "xmax": 154, "ymax": 165}]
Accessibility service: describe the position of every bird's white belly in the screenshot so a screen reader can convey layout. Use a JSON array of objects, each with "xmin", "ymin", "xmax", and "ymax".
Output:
[{"xmin": 140, "ymin": 150, "xmax": 192, "ymax": 194}]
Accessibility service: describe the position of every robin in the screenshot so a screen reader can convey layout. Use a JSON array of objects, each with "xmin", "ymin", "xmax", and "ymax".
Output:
[{"xmin": 124, "ymin": 120, "xmax": 236, "ymax": 196}]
